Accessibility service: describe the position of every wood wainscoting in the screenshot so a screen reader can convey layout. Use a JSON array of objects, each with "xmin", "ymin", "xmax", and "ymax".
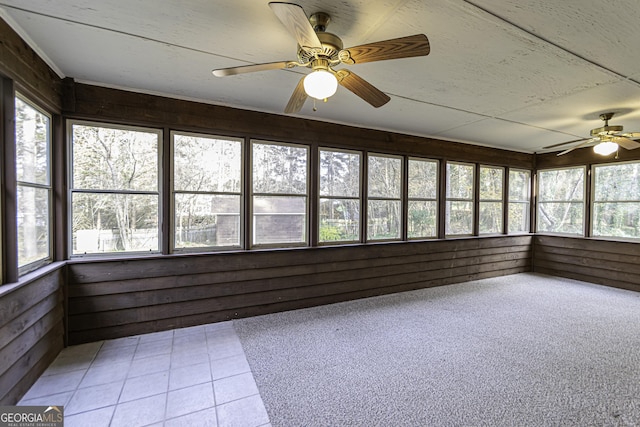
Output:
[
  {"xmin": 533, "ymin": 235, "xmax": 640, "ymax": 292},
  {"xmin": 66, "ymin": 235, "xmax": 532, "ymax": 345},
  {"xmin": 0, "ymin": 265, "xmax": 65, "ymax": 405}
]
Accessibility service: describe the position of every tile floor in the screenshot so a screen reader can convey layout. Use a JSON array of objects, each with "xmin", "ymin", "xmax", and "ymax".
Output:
[{"xmin": 19, "ymin": 321, "xmax": 271, "ymax": 427}]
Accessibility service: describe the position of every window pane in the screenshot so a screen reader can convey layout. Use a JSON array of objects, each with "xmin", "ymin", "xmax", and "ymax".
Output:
[
  {"xmin": 479, "ymin": 201, "xmax": 503, "ymax": 234},
  {"xmin": 16, "ymin": 97, "xmax": 49, "ymax": 185},
  {"xmin": 480, "ymin": 166, "xmax": 503, "ymax": 200},
  {"xmin": 508, "ymin": 169, "xmax": 530, "ymax": 234},
  {"xmin": 446, "ymin": 163, "xmax": 474, "ymax": 199},
  {"xmin": 72, "ymin": 125, "xmax": 158, "ymax": 191},
  {"xmin": 72, "ymin": 193, "xmax": 159, "ymax": 254},
  {"xmin": 446, "ymin": 201, "xmax": 473, "ymax": 235},
  {"xmin": 319, "ymin": 199, "xmax": 360, "ymax": 242},
  {"xmin": 367, "ymin": 200, "xmax": 401, "ymax": 240},
  {"xmin": 253, "ymin": 196, "xmax": 306, "ymax": 244},
  {"xmin": 479, "ymin": 166, "xmax": 503, "ymax": 234},
  {"xmin": 538, "ymin": 168, "xmax": 583, "ymax": 201},
  {"xmin": 592, "ymin": 202, "xmax": 640, "ymax": 238},
  {"xmin": 368, "ymin": 155, "xmax": 401, "ymax": 198},
  {"xmin": 594, "ymin": 163, "xmax": 640, "ymax": 201},
  {"xmin": 509, "ymin": 170, "xmax": 530, "ymax": 201},
  {"xmin": 446, "ymin": 163, "xmax": 474, "ymax": 236},
  {"xmin": 174, "ymin": 134, "xmax": 242, "ymax": 192},
  {"xmin": 16, "ymin": 95, "xmax": 51, "ymax": 271},
  {"xmin": 537, "ymin": 202, "xmax": 583, "ymax": 234},
  {"xmin": 408, "ymin": 200, "xmax": 437, "ymax": 238},
  {"xmin": 253, "ymin": 143, "xmax": 308, "ymax": 194},
  {"xmin": 537, "ymin": 167, "xmax": 584, "ymax": 235},
  {"xmin": 408, "ymin": 159, "xmax": 438, "ymax": 199},
  {"xmin": 508, "ymin": 202, "xmax": 530, "ymax": 234},
  {"xmin": 592, "ymin": 162, "xmax": 640, "ymax": 239},
  {"xmin": 320, "ymin": 150, "xmax": 360, "ymax": 197},
  {"xmin": 175, "ymin": 194, "xmax": 240, "ymax": 248},
  {"xmin": 17, "ymin": 185, "xmax": 49, "ymax": 267}
]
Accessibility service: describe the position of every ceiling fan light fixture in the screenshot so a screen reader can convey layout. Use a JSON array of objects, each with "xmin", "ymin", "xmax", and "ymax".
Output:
[
  {"xmin": 303, "ymin": 69, "xmax": 338, "ymax": 100},
  {"xmin": 593, "ymin": 141, "xmax": 618, "ymax": 155}
]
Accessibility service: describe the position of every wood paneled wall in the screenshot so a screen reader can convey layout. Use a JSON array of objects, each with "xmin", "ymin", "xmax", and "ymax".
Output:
[
  {"xmin": 67, "ymin": 235, "xmax": 531, "ymax": 344},
  {"xmin": 536, "ymin": 146, "xmax": 640, "ymax": 169},
  {"xmin": 533, "ymin": 235, "xmax": 640, "ymax": 292},
  {"xmin": 0, "ymin": 266, "xmax": 65, "ymax": 404},
  {"xmin": 65, "ymin": 83, "xmax": 533, "ymax": 170},
  {"xmin": 0, "ymin": 18, "xmax": 65, "ymax": 405},
  {"xmin": 0, "ymin": 19, "xmax": 61, "ymax": 111}
]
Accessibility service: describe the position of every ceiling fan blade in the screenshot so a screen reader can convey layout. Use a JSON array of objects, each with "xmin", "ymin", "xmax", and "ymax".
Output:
[
  {"xmin": 612, "ymin": 136, "xmax": 640, "ymax": 150},
  {"xmin": 335, "ymin": 70, "xmax": 390, "ymax": 108},
  {"xmin": 339, "ymin": 34, "xmax": 430, "ymax": 65},
  {"xmin": 269, "ymin": 2, "xmax": 322, "ymax": 52},
  {"xmin": 542, "ymin": 138, "xmax": 588, "ymax": 149},
  {"xmin": 213, "ymin": 61, "xmax": 296, "ymax": 77},
  {"xmin": 284, "ymin": 76, "xmax": 307, "ymax": 114},
  {"xmin": 623, "ymin": 132, "xmax": 640, "ymax": 138},
  {"xmin": 556, "ymin": 138, "xmax": 597, "ymax": 156}
]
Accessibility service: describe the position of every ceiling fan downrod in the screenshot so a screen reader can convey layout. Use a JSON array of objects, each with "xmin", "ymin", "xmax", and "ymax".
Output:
[
  {"xmin": 591, "ymin": 112, "xmax": 623, "ymax": 136},
  {"xmin": 309, "ymin": 12, "xmax": 330, "ymax": 32}
]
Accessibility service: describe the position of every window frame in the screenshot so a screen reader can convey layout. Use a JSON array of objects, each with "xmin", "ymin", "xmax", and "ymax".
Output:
[
  {"xmin": 507, "ymin": 168, "xmax": 531, "ymax": 234},
  {"xmin": 67, "ymin": 120, "xmax": 163, "ymax": 257},
  {"xmin": 171, "ymin": 131, "xmax": 245, "ymax": 252},
  {"xmin": 318, "ymin": 147, "xmax": 362, "ymax": 245},
  {"xmin": 536, "ymin": 165, "xmax": 586, "ymax": 236},
  {"xmin": 366, "ymin": 152, "xmax": 403, "ymax": 242},
  {"xmin": 407, "ymin": 156, "xmax": 439, "ymax": 240},
  {"xmin": 15, "ymin": 92, "xmax": 53, "ymax": 274},
  {"xmin": 250, "ymin": 139, "xmax": 310, "ymax": 249},
  {"xmin": 590, "ymin": 160, "xmax": 640, "ymax": 241},
  {"xmin": 478, "ymin": 164, "xmax": 505, "ymax": 235},
  {"xmin": 445, "ymin": 161, "xmax": 475, "ymax": 237}
]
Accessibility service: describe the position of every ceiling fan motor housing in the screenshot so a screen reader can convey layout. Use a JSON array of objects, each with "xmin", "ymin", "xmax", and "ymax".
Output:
[
  {"xmin": 591, "ymin": 124, "xmax": 623, "ymax": 136},
  {"xmin": 591, "ymin": 112, "xmax": 623, "ymax": 136},
  {"xmin": 297, "ymin": 31, "xmax": 344, "ymax": 63}
]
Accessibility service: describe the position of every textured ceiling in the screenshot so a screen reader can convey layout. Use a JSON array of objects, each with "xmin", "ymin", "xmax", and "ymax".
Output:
[{"xmin": 2, "ymin": 0, "xmax": 640, "ymax": 154}]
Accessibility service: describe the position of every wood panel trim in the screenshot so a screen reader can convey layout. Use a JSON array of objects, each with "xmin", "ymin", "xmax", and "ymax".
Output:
[
  {"xmin": 68, "ymin": 266, "xmax": 527, "ymax": 344},
  {"xmin": 67, "ymin": 236, "xmax": 532, "ymax": 343},
  {"xmin": 68, "ymin": 83, "xmax": 534, "ymax": 169},
  {"xmin": 533, "ymin": 235, "xmax": 640, "ymax": 293}
]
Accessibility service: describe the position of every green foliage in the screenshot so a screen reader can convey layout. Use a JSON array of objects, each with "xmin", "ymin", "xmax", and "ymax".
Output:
[{"xmin": 319, "ymin": 225, "xmax": 344, "ymax": 241}]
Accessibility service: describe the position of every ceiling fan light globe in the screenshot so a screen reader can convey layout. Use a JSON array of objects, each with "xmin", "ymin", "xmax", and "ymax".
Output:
[
  {"xmin": 593, "ymin": 141, "xmax": 618, "ymax": 155},
  {"xmin": 304, "ymin": 70, "xmax": 338, "ymax": 100}
]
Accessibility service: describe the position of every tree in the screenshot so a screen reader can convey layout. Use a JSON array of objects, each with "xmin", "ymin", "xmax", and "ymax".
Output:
[
  {"xmin": 15, "ymin": 97, "xmax": 50, "ymax": 266},
  {"xmin": 71, "ymin": 124, "xmax": 159, "ymax": 252},
  {"xmin": 319, "ymin": 150, "xmax": 360, "ymax": 241}
]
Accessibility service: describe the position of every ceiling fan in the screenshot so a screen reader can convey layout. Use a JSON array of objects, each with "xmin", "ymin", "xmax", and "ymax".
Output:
[
  {"xmin": 544, "ymin": 112, "xmax": 640, "ymax": 156},
  {"xmin": 212, "ymin": 2, "xmax": 430, "ymax": 114}
]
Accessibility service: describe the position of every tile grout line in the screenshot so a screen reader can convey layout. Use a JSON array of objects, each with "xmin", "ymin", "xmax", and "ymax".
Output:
[
  {"xmin": 22, "ymin": 322, "xmax": 270, "ymax": 426},
  {"xmin": 162, "ymin": 329, "xmax": 176, "ymax": 426}
]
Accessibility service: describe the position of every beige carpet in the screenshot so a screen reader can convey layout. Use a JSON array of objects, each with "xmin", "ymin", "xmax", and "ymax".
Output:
[{"xmin": 235, "ymin": 273, "xmax": 640, "ymax": 426}]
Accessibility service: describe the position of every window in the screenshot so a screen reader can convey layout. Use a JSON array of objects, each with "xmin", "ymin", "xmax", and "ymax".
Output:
[
  {"xmin": 16, "ymin": 95, "xmax": 51, "ymax": 272},
  {"xmin": 251, "ymin": 140, "xmax": 308, "ymax": 246},
  {"xmin": 70, "ymin": 122, "xmax": 161, "ymax": 255},
  {"xmin": 446, "ymin": 162, "xmax": 474, "ymax": 236},
  {"xmin": 508, "ymin": 169, "xmax": 531, "ymax": 234},
  {"xmin": 408, "ymin": 158, "xmax": 438, "ymax": 239},
  {"xmin": 173, "ymin": 132, "xmax": 243, "ymax": 250},
  {"xmin": 367, "ymin": 154, "xmax": 402, "ymax": 240},
  {"xmin": 592, "ymin": 161, "xmax": 640, "ymax": 239},
  {"xmin": 319, "ymin": 149, "xmax": 361, "ymax": 243},
  {"xmin": 537, "ymin": 167, "xmax": 585, "ymax": 235},
  {"xmin": 479, "ymin": 166, "xmax": 504, "ymax": 234}
]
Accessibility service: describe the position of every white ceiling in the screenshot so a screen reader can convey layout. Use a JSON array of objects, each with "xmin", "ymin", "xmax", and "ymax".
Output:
[{"xmin": 2, "ymin": 0, "xmax": 640, "ymax": 154}]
